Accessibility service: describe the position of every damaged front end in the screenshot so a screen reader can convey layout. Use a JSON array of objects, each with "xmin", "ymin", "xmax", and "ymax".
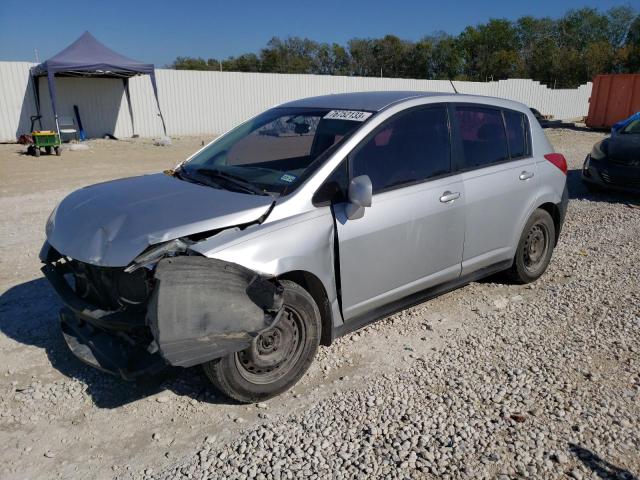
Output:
[{"xmin": 40, "ymin": 241, "xmax": 284, "ymax": 380}]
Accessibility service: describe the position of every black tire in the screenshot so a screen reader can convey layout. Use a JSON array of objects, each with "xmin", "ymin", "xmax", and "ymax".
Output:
[
  {"xmin": 507, "ymin": 209, "xmax": 555, "ymax": 284},
  {"xmin": 34, "ymin": 147, "xmax": 40, "ymax": 157},
  {"xmin": 54, "ymin": 146, "xmax": 61, "ymax": 156},
  {"xmin": 45, "ymin": 146, "xmax": 52, "ymax": 154},
  {"xmin": 203, "ymin": 280, "xmax": 321, "ymax": 403}
]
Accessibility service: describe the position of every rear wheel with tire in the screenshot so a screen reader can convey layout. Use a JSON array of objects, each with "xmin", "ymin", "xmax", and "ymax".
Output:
[
  {"xmin": 508, "ymin": 209, "xmax": 555, "ymax": 284},
  {"xmin": 203, "ymin": 280, "xmax": 321, "ymax": 403}
]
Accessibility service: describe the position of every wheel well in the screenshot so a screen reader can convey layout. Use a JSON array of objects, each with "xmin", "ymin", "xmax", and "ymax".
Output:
[
  {"xmin": 277, "ymin": 271, "xmax": 333, "ymax": 346},
  {"xmin": 538, "ymin": 202, "xmax": 561, "ymax": 245}
]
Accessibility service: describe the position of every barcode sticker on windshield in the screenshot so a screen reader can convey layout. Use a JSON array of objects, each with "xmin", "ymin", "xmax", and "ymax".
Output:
[
  {"xmin": 323, "ymin": 110, "xmax": 373, "ymax": 122},
  {"xmin": 280, "ymin": 173, "xmax": 296, "ymax": 183}
]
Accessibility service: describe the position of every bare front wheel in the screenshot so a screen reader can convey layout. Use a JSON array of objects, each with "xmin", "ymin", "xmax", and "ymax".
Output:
[
  {"xmin": 508, "ymin": 209, "xmax": 556, "ymax": 284},
  {"xmin": 203, "ymin": 280, "xmax": 320, "ymax": 403}
]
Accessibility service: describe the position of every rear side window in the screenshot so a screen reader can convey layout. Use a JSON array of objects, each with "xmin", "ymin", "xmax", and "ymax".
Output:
[
  {"xmin": 455, "ymin": 106, "xmax": 508, "ymax": 168},
  {"xmin": 504, "ymin": 109, "xmax": 530, "ymax": 158},
  {"xmin": 350, "ymin": 105, "xmax": 451, "ymax": 193}
]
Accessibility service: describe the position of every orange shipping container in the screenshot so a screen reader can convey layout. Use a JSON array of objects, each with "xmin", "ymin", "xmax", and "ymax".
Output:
[{"xmin": 586, "ymin": 74, "xmax": 640, "ymax": 129}]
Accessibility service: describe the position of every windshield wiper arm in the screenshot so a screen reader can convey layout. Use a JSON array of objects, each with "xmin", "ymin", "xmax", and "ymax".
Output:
[{"xmin": 195, "ymin": 168, "xmax": 267, "ymax": 195}]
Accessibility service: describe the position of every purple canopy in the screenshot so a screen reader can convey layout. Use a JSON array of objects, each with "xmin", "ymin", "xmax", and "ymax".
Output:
[{"xmin": 31, "ymin": 31, "xmax": 166, "ymax": 136}]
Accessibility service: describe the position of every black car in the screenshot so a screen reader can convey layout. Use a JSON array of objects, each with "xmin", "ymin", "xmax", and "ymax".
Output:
[{"xmin": 582, "ymin": 118, "xmax": 640, "ymax": 193}]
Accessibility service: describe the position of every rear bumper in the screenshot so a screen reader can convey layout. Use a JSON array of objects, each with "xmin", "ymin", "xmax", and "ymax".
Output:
[
  {"xmin": 582, "ymin": 155, "xmax": 640, "ymax": 193},
  {"xmin": 557, "ymin": 182, "xmax": 569, "ymax": 238}
]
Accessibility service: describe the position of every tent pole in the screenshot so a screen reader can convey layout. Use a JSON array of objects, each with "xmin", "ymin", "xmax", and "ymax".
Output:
[
  {"xmin": 54, "ymin": 116, "xmax": 61, "ymax": 139},
  {"xmin": 123, "ymin": 78, "xmax": 136, "ymax": 137},
  {"xmin": 149, "ymin": 72, "xmax": 167, "ymax": 136},
  {"xmin": 47, "ymin": 71, "xmax": 61, "ymax": 139},
  {"xmin": 31, "ymin": 75, "xmax": 43, "ymax": 130}
]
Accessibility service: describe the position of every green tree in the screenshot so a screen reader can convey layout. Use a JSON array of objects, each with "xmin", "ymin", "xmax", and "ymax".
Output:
[
  {"xmin": 458, "ymin": 19, "xmax": 523, "ymax": 81},
  {"xmin": 223, "ymin": 53, "xmax": 261, "ymax": 72},
  {"xmin": 428, "ymin": 33, "xmax": 464, "ymax": 79},
  {"xmin": 260, "ymin": 37, "xmax": 319, "ymax": 73},
  {"xmin": 172, "ymin": 57, "xmax": 212, "ymax": 70},
  {"xmin": 623, "ymin": 15, "xmax": 640, "ymax": 72},
  {"xmin": 347, "ymin": 38, "xmax": 377, "ymax": 77},
  {"xmin": 169, "ymin": 6, "xmax": 638, "ymax": 86}
]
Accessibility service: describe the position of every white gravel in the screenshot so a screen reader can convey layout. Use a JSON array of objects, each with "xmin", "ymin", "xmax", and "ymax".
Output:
[{"xmin": 0, "ymin": 128, "xmax": 638, "ymax": 480}]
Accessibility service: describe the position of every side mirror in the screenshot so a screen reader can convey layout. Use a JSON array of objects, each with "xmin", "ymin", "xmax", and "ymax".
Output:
[{"xmin": 345, "ymin": 175, "xmax": 372, "ymax": 220}]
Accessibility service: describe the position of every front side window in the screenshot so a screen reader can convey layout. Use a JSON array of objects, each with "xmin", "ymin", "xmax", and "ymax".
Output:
[
  {"xmin": 179, "ymin": 107, "xmax": 369, "ymax": 195},
  {"xmin": 350, "ymin": 105, "xmax": 451, "ymax": 194},
  {"xmin": 455, "ymin": 106, "xmax": 509, "ymax": 168}
]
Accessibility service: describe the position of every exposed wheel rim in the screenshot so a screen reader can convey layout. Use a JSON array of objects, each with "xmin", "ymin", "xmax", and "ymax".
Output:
[
  {"xmin": 235, "ymin": 306, "xmax": 306, "ymax": 385},
  {"xmin": 523, "ymin": 222, "xmax": 549, "ymax": 274}
]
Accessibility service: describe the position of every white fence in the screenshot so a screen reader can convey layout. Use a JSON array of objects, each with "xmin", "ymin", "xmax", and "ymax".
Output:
[{"xmin": 0, "ymin": 61, "xmax": 592, "ymax": 142}]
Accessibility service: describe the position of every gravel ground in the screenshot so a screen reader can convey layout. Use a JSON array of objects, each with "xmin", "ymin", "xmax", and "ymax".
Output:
[{"xmin": 1, "ymin": 128, "xmax": 639, "ymax": 479}]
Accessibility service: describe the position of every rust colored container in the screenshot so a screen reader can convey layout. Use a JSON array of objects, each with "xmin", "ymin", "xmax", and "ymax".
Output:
[{"xmin": 586, "ymin": 74, "xmax": 640, "ymax": 129}]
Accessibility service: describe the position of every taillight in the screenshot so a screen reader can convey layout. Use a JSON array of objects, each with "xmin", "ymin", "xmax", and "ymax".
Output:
[{"xmin": 544, "ymin": 153, "xmax": 568, "ymax": 175}]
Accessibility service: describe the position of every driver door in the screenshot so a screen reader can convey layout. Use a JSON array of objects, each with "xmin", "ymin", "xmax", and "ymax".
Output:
[{"xmin": 334, "ymin": 104, "xmax": 465, "ymax": 321}]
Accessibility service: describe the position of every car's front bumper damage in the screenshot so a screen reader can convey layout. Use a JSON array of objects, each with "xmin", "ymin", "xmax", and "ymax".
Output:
[
  {"xmin": 582, "ymin": 154, "xmax": 640, "ymax": 193},
  {"xmin": 41, "ymin": 243, "xmax": 284, "ymax": 379}
]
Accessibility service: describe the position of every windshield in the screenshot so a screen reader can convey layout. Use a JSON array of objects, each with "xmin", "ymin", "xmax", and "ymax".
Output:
[
  {"xmin": 621, "ymin": 119, "xmax": 640, "ymax": 134},
  {"xmin": 178, "ymin": 107, "xmax": 371, "ymax": 195}
]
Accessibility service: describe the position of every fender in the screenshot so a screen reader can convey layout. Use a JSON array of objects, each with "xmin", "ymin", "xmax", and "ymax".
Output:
[{"xmin": 190, "ymin": 208, "xmax": 343, "ymax": 331}]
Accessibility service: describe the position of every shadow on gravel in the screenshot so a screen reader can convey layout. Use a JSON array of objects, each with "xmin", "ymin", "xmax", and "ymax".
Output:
[
  {"xmin": 0, "ymin": 277, "xmax": 235, "ymax": 409},
  {"xmin": 569, "ymin": 443, "xmax": 637, "ymax": 480},
  {"xmin": 566, "ymin": 168, "xmax": 639, "ymax": 205}
]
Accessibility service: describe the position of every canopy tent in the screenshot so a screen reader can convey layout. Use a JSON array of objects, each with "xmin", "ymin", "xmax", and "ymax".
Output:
[{"xmin": 30, "ymin": 31, "xmax": 166, "ymax": 138}]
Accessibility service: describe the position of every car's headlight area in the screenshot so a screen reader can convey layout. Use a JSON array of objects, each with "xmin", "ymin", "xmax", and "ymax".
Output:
[
  {"xmin": 124, "ymin": 238, "xmax": 192, "ymax": 273},
  {"xmin": 590, "ymin": 140, "xmax": 608, "ymax": 161}
]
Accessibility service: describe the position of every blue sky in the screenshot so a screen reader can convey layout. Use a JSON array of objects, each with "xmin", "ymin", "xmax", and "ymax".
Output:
[{"xmin": 0, "ymin": 0, "xmax": 634, "ymax": 66}]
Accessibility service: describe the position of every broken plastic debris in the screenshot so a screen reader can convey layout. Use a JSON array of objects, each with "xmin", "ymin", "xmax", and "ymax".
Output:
[{"xmin": 154, "ymin": 136, "xmax": 172, "ymax": 146}]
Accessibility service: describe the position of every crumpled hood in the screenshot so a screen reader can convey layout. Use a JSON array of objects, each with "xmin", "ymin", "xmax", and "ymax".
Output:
[{"xmin": 46, "ymin": 173, "xmax": 274, "ymax": 267}]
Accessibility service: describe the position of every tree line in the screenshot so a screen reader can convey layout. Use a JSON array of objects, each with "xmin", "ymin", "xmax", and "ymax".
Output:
[{"xmin": 171, "ymin": 7, "xmax": 640, "ymax": 88}]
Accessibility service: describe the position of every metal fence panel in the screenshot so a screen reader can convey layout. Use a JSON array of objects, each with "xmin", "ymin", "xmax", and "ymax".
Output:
[{"xmin": 0, "ymin": 62, "xmax": 593, "ymax": 142}]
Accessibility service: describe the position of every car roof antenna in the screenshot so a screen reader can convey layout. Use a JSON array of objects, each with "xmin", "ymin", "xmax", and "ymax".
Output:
[{"xmin": 449, "ymin": 79, "xmax": 459, "ymax": 94}]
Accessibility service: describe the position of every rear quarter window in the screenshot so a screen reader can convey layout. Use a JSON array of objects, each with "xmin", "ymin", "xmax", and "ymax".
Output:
[{"xmin": 504, "ymin": 109, "xmax": 531, "ymax": 158}]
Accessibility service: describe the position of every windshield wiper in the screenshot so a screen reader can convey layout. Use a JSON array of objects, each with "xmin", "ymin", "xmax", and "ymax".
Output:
[{"xmin": 195, "ymin": 168, "xmax": 267, "ymax": 195}]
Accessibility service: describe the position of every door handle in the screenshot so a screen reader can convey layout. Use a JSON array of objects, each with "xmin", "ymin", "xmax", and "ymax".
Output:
[
  {"xmin": 440, "ymin": 191, "xmax": 460, "ymax": 203},
  {"xmin": 519, "ymin": 171, "xmax": 534, "ymax": 181}
]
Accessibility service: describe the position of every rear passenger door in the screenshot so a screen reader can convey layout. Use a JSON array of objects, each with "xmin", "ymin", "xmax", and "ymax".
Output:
[
  {"xmin": 450, "ymin": 104, "xmax": 536, "ymax": 275},
  {"xmin": 334, "ymin": 104, "xmax": 466, "ymax": 320}
]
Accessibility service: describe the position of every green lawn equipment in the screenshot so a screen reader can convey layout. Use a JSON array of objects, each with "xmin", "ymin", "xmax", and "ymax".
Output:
[{"xmin": 26, "ymin": 115, "xmax": 61, "ymax": 157}]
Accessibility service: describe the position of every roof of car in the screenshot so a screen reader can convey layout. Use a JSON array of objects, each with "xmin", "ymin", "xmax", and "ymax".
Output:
[{"xmin": 278, "ymin": 91, "xmax": 452, "ymax": 112}]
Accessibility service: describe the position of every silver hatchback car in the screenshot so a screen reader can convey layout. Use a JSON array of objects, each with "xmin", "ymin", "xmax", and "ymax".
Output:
[{"xmin": 41, "ymin": 91, "xmax": 568, "ymax": 402}]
